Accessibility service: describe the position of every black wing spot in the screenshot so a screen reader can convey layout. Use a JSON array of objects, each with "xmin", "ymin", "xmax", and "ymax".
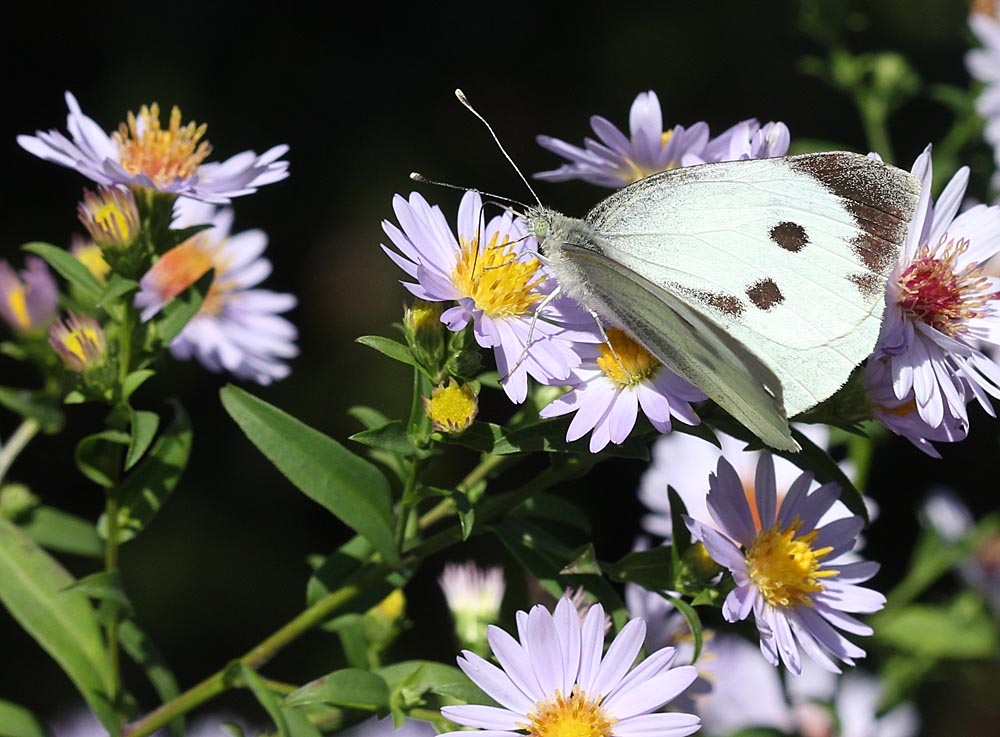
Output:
[
  {"xmin": 769, "ymin": 221, "xmax": 809, "ymax": 252},
  {"xmin": 747, "ymin": 279, "xmax": 784, "ymax": 311}
]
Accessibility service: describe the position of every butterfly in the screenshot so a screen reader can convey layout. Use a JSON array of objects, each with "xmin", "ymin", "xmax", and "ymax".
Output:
[{"xmin": 527, "ymin": 152, "xmax": 920, "ymax": 451}]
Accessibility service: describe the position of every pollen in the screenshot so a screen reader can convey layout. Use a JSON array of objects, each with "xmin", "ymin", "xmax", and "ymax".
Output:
[
  {"xmin": 597, "ymin": 328, "xmax": 660, "ymax": 387},
  {"xmin": 451, "ymin": 232, "xmax": 545, "ymax": 319},
  {"xmin": 6, "ymin": 286, "xmax": 30, "ymax": 331},
  {"xmin": 897, "ymin": 235, "xmax": 993, "ymax": 336},
  {"xmin": 746, "ymin": 520, "xmax": 837, "ymax": 609},
  {"xmin": 423, "ymin": 378, "xmax": 478, "ymax": 433},
  {"xmin": 523, "ymin": 687, "xmax": 615, "ymax": 737},
  {"xmin": 114, "ymin": 103, "xmax": 212, "ymax": 185}
]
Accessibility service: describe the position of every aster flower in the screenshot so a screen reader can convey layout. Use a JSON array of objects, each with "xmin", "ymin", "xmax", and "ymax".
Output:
[
  {"xmin": 864, "ymin": 357, "xmax": 968, "ymax": 458},
  {"xmin": 439, "ymin": 561, "xmax": 505, "ymax": 655},
  {"xmin": 382, "ymin": 190, "xmax": 595, "ymax": 403},
  {"xmin": 685, "ymin": 453, "xmax": 885, "ymax": 674},
  {"xmin": 874, "ymin": 145, "xmax": 1000, "ymax": 431},
  {"xmin": 71, "ymin": 236, "xmax": 112, "ymax": 284},
  {"xmin": 440, "ymin": 596, "xmax": 700, "ymax": 737},
  {"xmin": 539, "ymin": 328, "xmax": 705, "ymax": 452},
  {"xmin": 340, "ymin": 715, "xmax": 437, "ymax": 737},
  {"xmin": 967, "ymin": 5, "xmax": 1000, "ymax": 192},
  {"xmin": 134, "ymin": 198, "xmax": 298, "ymax": 384},
  {"xmin": 77, "ymin": 185, "xmax": 140, "ymax": 249},
  {"xmin": 534, "ymin": 90, "xmax": 789, "ymax": 188},
  {"xmin": 0, "ymin": 257, "xmax": 58, "ymax": 335},
  {"xmin": 18, "ymin": 92, "xmax": 289, "ymax": 204},
  {"xmin": 49, "ymin": 313, "xmax": 106, "ymax": 372},
  {"xmin": 425, "ymin": 379, "xmax": 479, "ymax": 434}
]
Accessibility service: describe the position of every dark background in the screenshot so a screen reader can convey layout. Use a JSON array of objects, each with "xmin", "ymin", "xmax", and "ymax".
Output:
[{"xmin": 1, "ymin": 1, "xmax": 997, "ymax": 734}]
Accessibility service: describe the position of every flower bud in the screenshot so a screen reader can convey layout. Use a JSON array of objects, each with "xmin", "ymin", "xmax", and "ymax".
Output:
[
  {"xmin": 423, "ymin": 378, "xmax": 478, "ymax": 434},
  {"xmin": 0, "ymin": 258, "xmax": 58, "ymax": 335},
  {"xmin": 439, "ymin": 561, "xmax": 505, "ymax": 657},
  {"xmin": 77, "ymin": 186, "xmax": 140, "ymax": 249},
  {"xmin": 49, "ymin": 313, "xmax": 107, "ymax": 372}
]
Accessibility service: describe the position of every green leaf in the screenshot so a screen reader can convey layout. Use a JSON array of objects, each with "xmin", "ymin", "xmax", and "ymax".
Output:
[
  {"xmin": 0, "ymin": 518, "xmax": 114, "ymax": 730},
  {"xmin": 607, "ymin": 546, "xmax": 674, "ymax": 591},
  {"xmin": 64, "ymin": 571, "xmax": 134, "ymax": 619},
  {"xmin": 442, "ymin": 419, "xmax": 649, "ymax": 459},
  {"xmin": 22, "ymin": 242, "xmax": 102, "ymax": 302},
  {"xmin": 428, "ymin": 487, "xmax": 475, "ymax": 541},
  {"xmin": 351, "ymin": 421, "xmax": 427, "ymax": 459},
  {"xmin": 154, "ymin": 270, "xmax": 214, "ymax": 347},
  {"xmin": 16, "ymin": 506, "xmax": 102, "ymax": 558},
  {"xmin": 220, "ymin": 385, "xmax": 398, "ymax": 566},
  {"xmin": 0, "ymin": 387, "xmax": 65, "ymax": 434},
  {"xmin": 356, "ymin": 336, "xmax": 420, "ymax": 370},
  {"xmin": 105, "ymin": 403, "xmax": 192, "ymax": 544},
  {"xmin": 513, "ymin": 494, "xmax": 590, "ymax": 533},
  {"xmin": 125, "ymin": 409, "xmax": 160, "ymax": 471},
  {"xmin": 96, "ymin": 274, "xmax": 139, "ymax": 310},
  {"xmin": 0, "ymin": 699, "xmax": 47, "ymax": 737},
  {"xmin": 74, "ymin": 430, "xmax": 130, "ymax": 488},
  {"xmin": 874, "ymin": 594, "xmax": 999, "ymax": 658},
  {"xmin": 377, "ymin": 661, "xmax": 489, "ymax": 721},
  {"xmin": 121, "ymin": 370, "xmax": 156, "ymax": 402},
  {"xmin": 118, "ymin": 620, "xmax": 183, "ymax": 737},
  {"xmin": 284, "ymin": 668, "xmax": 390, "ymax": 711},
  {"xmin": 348, "ymin": 406, "xmax": 392, "ymax": 430},
  {"xmin": 561, "ymin": 544, "xmax": 601, "ymax": 576},
  {"xmin": 235, "ymin": 663, "xmax": 289, "ymax": 737},
  {"xmin": 663, "ymin": 593, "xmax": 703, "ymax": 663},
  {"xmin": 331, "ymin": 614, "xmax": 372, "ymax": 669},
  {"xmin": 669, "ymin": 487, "xmax": 692, "ymax": 555}
]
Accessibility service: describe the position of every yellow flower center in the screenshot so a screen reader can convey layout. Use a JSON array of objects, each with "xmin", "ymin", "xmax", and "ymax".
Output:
[
  {"xmin": 622, "ymin": 130, "xmax": 675, "ymax": 183},
  {"xmin": 523, "ymin": 687, "xmax": 615, "ymax": 737},
  {"xmin": 596, "ymin": 328, "xmax": 659, "ymax": 387},
  {"xmin": 372, "ymin": 589, "xmax": 406, "ymax": 621},
  {"xmin": 451, "ymin": 232, "xmax": 544, "ymax": 319},
  {"xmin": 62, "ymin": 327, "xmax": 102, "ymax": 363},
  {"xmin": 114, "ymin": 103, "xmax": 212, "ymax": 185},
  {"xmin": 897, "ymin": 236, "xmax": 994, "ymax": 337},
  {"xmin": 6, "ymin": 286, "xmax": 30, "ymax": 331},
  {"xmin": 73, "ymin": 243, "xmax": 112, "ymax": 284},
  {"xmin": 746, "ymin": 520, "xmax": 837, "ymax": 608},
  {"xmin": 424, "ymin": 379, "xmax": 478, "ymax": 433}
]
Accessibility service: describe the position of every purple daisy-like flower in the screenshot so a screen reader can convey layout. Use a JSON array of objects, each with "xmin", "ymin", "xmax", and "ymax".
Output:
[
  {"xmin": 440, "ymin": 596, "xmax": 700, "ymax": 737},
  {"xmin": 539, "ymin": 327, "xmax": 705, "ymax": 452},
  {"xmin": 135, "ymin": 199, "xmax": 298, "ymax": 384},
  {"xmin": 382, "ymin": 190, "xmax": 595, "ymax": 403},
  {"xmin": 685, "ymin": 453, "xmax": 885, "ymax": 675},
  {"xmin": 967, "ymin": 6, "xmax": 1000, "ymax": 192},
  {"xmin": 0, "ymin": 257, "xmax": 58, "ymax": 335},
  {"xmin": 875, "ymin": 145, "xmax": 1000, "ymax": 430},
  {"xmin": 18, "ymin": 92, "xmax": 288, "ymax": 204},
  {"xmin": 864, "ymin": 357, "xmax": 968, "ymax": 458},
  {"xmin": 534, "ymin": 90, "xmax": 789, "ymax": 188}
]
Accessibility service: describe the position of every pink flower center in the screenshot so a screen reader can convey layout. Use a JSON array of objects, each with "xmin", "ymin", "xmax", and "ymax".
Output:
[{"xmin": 897, "ymin": 235, "xmax": 994, "ymax": 336}]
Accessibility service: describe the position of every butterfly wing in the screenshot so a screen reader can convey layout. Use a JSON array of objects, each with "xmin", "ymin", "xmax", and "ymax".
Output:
[
  {"xmin": 560, "ymin": 242, "xmax": 798, "ymax": 451},
  {"xmin": 583, "ymin": 152, "xmax": 919, "ymax": 416}
]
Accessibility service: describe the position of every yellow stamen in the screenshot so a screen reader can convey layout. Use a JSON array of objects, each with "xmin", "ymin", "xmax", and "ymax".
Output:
[
  {"xmin": 63, "ymin": 328, "xmax": 102, "ymax": 363},
  {"xmin": 522, "ymin": 687, "xmax": 615, "ymax": 737},
  {"xmin": 424, "ymin": 378, "xmax": 478, "ymax": 433},
  {"xmin": 451, "ymin": 232, "xmax": 544, "ymax": 319},
  {"xmin": 596, "ymin": 328, "xmax": 659, "ymax": 387},
  {"xmin": 7, "ymin": 286, "xmax": 30, "ymax": 331},
  {"xmin": 73, "ymin": 243, "xmax": 112, "ymax": 284},
  {"xmin": 114, "ymin": 103, "xmax": 212, "ymax": 185},
  {"xmin": 747, "ymin": 520, "xmax": 837, "ymax": 608}
]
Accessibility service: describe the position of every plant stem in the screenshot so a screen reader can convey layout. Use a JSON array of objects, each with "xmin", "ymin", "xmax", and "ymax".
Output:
[
  {"xmin": 0, "ymin": 418, "xmax": 41, "ymax": 486},
  {"xmin": 858, "ymin": 99, "xmax": 894, "ymax": 165},
  {"xmin": 418, "ymin": 453, "xmax": 512, "ymax": 530},
  {"xmin": 105, "ymin": 492, "xmax": 123, "ymax": 722},
  {"xmin": 124, "ymin": 458, "xmax": 579, "ymax": 737}
]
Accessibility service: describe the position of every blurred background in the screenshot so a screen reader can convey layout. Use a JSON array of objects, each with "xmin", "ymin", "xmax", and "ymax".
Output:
[{"xmin": 1, "ymin": 0, "xmax": 998, "ymax": 734}]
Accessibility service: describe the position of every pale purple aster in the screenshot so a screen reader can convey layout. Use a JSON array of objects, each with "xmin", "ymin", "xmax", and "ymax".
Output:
[
  {"xmin": 50, "ymin": 707, "xmax": 258, "ymax": 737},
  {"xmin": 967, "ymin": 7, "xmax": 1000, "ymax": 193},
  {"xmin": 0, "ymin": 257, "xmax": 58, "ymax": 335},
  {"xmin": 539, "ymin": 328, "xmax": 706, "ymax": 453},
  {"xmin": 439, "ymin": 561, "xmax": 506, "ymax": 655},
  {"xmin": 691, "ymin": 119, "xmax": 791, "ymax": 165},
  {"xmin": 874, "ymin": 145, "xmax": 1000, "ymax": 430},
  {"xmin": 922, "ymin": 488, "xmax": 1000, "ymax": 616},
  {"xmin": 685, "ymin": 453, "xmax": 885, "ymax": 675},
  {"xmin": 382, "ymin": 190, "xmax": 596, "ymax": 403},
  {"xmin": 864, "ymin": 357, "xmax": 968, "ymax": 458},
  {"xmin": 637, "ymin": 426, "xmax": 857, "ymax": 541},
  {"xmin": 340, "ymin": 715, "xmax": 437, "ymax": 737},
  {"xmin": 18, "ymin": 92, "xmax": 289, "ymax": 204},
  {"xmin": 135, "ymin": 198, "xmax": 298, "ymax": 384},
  {"xmin": 535, "ymin": 91, "xmax": 710, "ymax": 187},
  {"xmin": 440, "ymin": 596, "xmax": 700, "ymax": 737}
]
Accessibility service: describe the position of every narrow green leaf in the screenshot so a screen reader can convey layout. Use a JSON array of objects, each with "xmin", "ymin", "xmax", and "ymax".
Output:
[
  {"xmin": 125, "ymin": 409, "xmax": 160, "ymax": 471},
  {"xmin": 668, "ymin": 487, "xmax": 692, "ymax": 555},
  {"xmin": 236, "ymin": 663, "xmax": 289, "ymax": 737},
  {"xmin": 561, "ymin": 544, "xmax": 601, "ymax": 576},
  {"xmin": 348, "ymin": 406, "xmax": 392, "ymax": 430},
  {"xmin": 356, "ymin": 336, "xmax": 420, "ymax": 370},
  {"xmin": 105, "ymin": 403, "xmax": 192, "ymax": 544},
  {"xmin": 64, "ymin": 571, "xmax": 134, "ymax": 619},
  {"xmin": 282, "ymin": 708, "xmax": 323, "ymax": 737},
  {"xmin": 220, "ymin": 386, "xmax": 398, "ymax": 566},
  {"xmin": 284, "ymin": 668, "xmax": 390, "ymax": 711},
  {"xmin": 96, "ymin": 274, "xmax": 139, "ymax": 310},
  {"xmin": 122, "ymin": 370, "xmax": 156, "ymax": 402},
  {"xmin": 428, "ymin": 487, "xmax": 475, "ymax": 541},
  {"xmin": 155, "ymin": 270, "xmax": 213, "ymax": 347},
  {"xmin": 0, "ymin": 518, "xmax": 114, "ymax": 730},
  {"xmin": 74, "ymin": 431, "xmax": 130, "ymax": 488},
  {"xmin": 17, "ymin": 506, "xmax": 102, "ymax": 558},
  {"xmin": 443, "ymin": 420, "xmax": 649, "ymax": 459},
  {"xmin": 118, "ymin": 620, "xmax": 183, "ymax": 737},
  {"xmin": 0, "ymin": 387, "xmax": 64, "ymax": 433},
  {"xmin": 0, "ymin": 699, "xmax": 46, "ymax": 737},
  {"xmin": 22, "ymin": 242, "xmax": 101, "ymax": 302},
  {"xmin": 662, "ymin": 593, "xmax": 703, "ymax": 662},
  {"xmin": 874, "ymin": 594, "xmax": 999, "ymax": 658},
  {"xmin": 513, "ymin": 494, "xmax": 590, "ymax": 533},
  {"xmin": 334, "ymin": 614, "xmax": 373, "ymax": 669},
  {"xmin": 350, "ymin": 421, "xmax": 426, "ymax": 458},
  {"xmin": 607, "ymin": 546, "xmax": 674, "ymax": 591}
]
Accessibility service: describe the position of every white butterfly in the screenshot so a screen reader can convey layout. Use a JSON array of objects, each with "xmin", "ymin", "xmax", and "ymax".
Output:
[{"xmin": 528, "ymin": 152, "xmax": 920, "ymax": 451}]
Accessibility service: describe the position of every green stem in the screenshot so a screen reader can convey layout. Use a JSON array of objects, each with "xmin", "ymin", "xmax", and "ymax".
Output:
[
  {"xmin": 0, "ymin": 418, "xmax": 41, "ymax": 486},
  {"xmin": 857, "ymin": 99, "xmax": 894, "ymax": 164},
  {"xmin": 105, "ymin": 492, "xmax": 123, "ymax": 720},
  {"xmin": 418, "ymin": 453, "xmax": 513, "ymax": 530},
  {"xmin": 124, "ymin": 459, "xmax": 578, "ymax": 737}
]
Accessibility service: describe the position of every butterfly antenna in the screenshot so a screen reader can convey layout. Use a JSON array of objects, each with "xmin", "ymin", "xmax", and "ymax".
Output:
[
  {"xmin": 409, "ymin": 172, "xmax": 528, "ymax": 213},
  {"xmin": 455, "ymin": 89, "xmax": 543, "ymax": 208}
]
